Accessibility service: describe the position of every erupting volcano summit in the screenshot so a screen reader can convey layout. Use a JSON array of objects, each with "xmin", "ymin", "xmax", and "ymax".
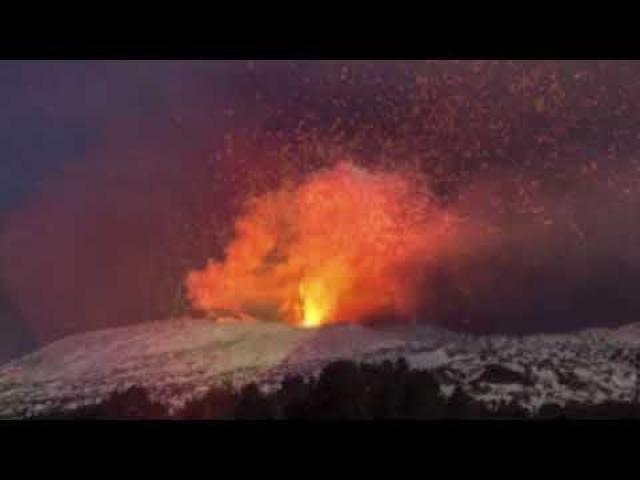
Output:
[{"xmin": 185, "ymin": 162, "xmax": 460, "ymax": 328}]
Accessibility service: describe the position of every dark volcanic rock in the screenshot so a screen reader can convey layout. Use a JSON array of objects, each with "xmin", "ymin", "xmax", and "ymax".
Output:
[{"xmin": 475, "ymin": 364, "xmax": 534, "ymax": 386}]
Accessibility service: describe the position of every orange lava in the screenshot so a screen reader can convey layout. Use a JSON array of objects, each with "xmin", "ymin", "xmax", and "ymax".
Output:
[{"xmin": 185, "ymin": 162, "xmax": 459, "ymax": 328}]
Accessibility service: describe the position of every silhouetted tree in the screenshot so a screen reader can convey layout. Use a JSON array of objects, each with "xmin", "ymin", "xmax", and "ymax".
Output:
[
  {"xmin": 275, "ymin": 375, "xmax": 314, "ymax": 419},
  {"xmin": 446, "ymin": 387, "xmax": 488, "ymax": 419},
  {"xmin": 234, "ymin": 383, "xmax": 277, "ymax": 419},
  {"xmin": 313, "ymin": 360, "xmax": 371, "ymax": 418},
  {"xmin": 179, "ymin": 385, "xmax": 238, "ymax": 419},
  {"xmin": 49, "ymin": 386, "xmax": 169, "ymax": 419},
  {"xmin": 402, "ymin": 370, "xmax": 446, "ymax": 418}
]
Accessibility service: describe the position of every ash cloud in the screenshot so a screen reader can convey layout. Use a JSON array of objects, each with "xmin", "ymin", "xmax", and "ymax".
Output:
[{"xmin": 186, "ymin": 161, "xmax": 459, "ymax": 327}]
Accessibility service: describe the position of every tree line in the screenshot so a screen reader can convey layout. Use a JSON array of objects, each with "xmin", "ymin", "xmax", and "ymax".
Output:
[{"xmin": 33, "ymin": 359, "xmax": 640, "ymax": 420}]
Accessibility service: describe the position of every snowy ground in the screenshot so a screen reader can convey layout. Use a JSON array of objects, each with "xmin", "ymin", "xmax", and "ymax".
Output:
[{"xmin": 1, "ymin": 315, "xmax": 639, "ymax": 417}]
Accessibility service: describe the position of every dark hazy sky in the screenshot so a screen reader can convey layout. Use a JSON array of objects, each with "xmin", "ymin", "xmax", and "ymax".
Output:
[
  {"xmin": 0, "ymin": 61, "xmax": 228, "ymax": 210},
  {"xmin": 2, "ymin": 60, "xmax": 640, "ymax": 363},
  {"xmin": 0, "ymin": 61, "xmax": 232, "ymax": 360}
]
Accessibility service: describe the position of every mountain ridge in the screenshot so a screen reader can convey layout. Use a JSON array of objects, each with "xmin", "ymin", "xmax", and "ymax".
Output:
[{"xmin": 1, "ymin": 315, "xmax": 639, "ymax": 418}]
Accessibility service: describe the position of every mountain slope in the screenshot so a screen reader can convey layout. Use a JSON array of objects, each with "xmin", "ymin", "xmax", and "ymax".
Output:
[{"xmin": 1, "ymin": 315, "xmax": 639, "ymax": 418}]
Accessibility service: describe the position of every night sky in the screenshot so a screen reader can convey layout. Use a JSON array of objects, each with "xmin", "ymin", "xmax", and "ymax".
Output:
[{"xmin": 2, "ymin": 60, "xmax": 640, "ymax": 363}]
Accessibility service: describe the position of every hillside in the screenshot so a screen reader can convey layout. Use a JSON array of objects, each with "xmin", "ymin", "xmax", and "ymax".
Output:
[{"xmin": 1, "ymin": 314, "xmax": 639, "ymax": 418}]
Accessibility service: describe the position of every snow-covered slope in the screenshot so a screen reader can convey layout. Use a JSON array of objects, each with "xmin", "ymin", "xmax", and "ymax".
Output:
[
  {"xmin": 1, "ymin": 315, "xmax": 639, "ymax": 417},
  {"xmin": 0, "ymin": 317, "xmax": 314, "ymax": 417}
]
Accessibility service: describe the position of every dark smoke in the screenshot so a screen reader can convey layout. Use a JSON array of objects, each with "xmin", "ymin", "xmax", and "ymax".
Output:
[{"xmin": 423, "ymin": 165, "xmax": 640, "ymax": 334}]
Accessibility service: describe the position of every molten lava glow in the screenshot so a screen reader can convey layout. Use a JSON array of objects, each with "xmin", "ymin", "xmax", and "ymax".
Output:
[
  {"xmin": 186, "ymin": 162, "xmax": 459, "ymax": 328},
  {"xmin": 298, "ymin": 263, "xmax": 348, "ymax": 327}
]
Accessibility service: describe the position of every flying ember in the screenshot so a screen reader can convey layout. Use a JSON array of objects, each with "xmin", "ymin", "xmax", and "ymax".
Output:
[{"xmin": 185, "ymin": 161, "xmax": 459, "ymax": 328}]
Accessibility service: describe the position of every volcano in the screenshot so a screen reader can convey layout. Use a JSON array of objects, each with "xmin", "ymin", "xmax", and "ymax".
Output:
[{"xmin": 1, "ymin": 313, "xmax": 639, "ymax": 418}]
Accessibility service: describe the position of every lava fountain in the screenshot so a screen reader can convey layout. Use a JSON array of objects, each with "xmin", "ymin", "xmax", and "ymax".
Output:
[{"xmin": 185, "ymin": 161, "xmax": 460, "ymax": 328}]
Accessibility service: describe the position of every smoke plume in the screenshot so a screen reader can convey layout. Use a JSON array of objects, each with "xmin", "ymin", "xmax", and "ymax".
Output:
[{"xmin": 186, "ymin": 161, "xmax": 460, "ymax": 327}]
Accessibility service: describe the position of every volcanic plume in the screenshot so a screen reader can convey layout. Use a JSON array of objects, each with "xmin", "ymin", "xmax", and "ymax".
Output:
[{"xmin": 186, "ymin": 162, "xmax": 460, "ymax": 328}]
